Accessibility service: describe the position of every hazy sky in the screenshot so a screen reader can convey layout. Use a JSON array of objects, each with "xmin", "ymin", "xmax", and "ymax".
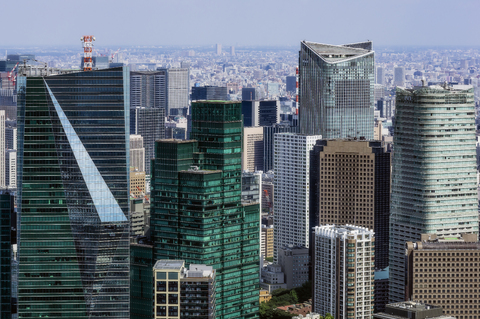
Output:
[{"xmin": 5, "ymin": 0, "xmax": 479, "ymax": 48}]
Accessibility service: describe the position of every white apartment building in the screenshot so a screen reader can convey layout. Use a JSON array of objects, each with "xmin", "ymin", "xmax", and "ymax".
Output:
[
  {"xmin": 273, "ymin": 133, "xmax": 320, "ymax": 261},
  {"xmin": 314, "ymin": 225, "xmax": 375, "ymax": 319}
]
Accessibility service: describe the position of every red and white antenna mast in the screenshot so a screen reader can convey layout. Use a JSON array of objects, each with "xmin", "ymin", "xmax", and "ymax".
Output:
[{"xmin": 81, "ymin": 35, "xmax": 95, "ymax": 71}]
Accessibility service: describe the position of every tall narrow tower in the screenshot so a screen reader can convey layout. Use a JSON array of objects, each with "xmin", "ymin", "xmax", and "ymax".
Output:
[
  {"xmin": 299, "ymin": 41, "xmax": 374, "ymax": 139},
  {"xmin": 80, "ymin": 35, "xmax": 95, "ymax": 71},
  {"xmin": 389, "ymin": 84, "xmax": 478, "ymax": 302}
]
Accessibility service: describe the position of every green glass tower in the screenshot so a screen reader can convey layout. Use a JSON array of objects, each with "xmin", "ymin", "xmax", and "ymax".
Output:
[
  {"xmin": 389, "ymin": 84, "xmax": 478, "ymax": 301},
  {"xmin": 151, "ymin": 101, "xmax": 260, "ymax": 319},
  {"xmin": 0, "ymin": 191, "xmax": 13, "ymax": 319},
  {"xmin": 16, "ymin": 68, "xmax": 130, "ymax": 318}
]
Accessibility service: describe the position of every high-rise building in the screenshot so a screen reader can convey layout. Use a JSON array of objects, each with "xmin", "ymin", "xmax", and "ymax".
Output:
[
  {"xmin": 242, "ymin": 100, "xmax": 259, "ymax": 127},
  {"xmin": 286, "ymin": 76, "xmax": 296, "ymax": 93},
  {"xmin": 153, "ymin": 260, "xmax": 216, "ymax": 319},
  {"xmin": 259, "ymin": 100, "xmax": 280, "ymax": 126},
  {"xmin": 17, "ymin": 67, "xmax": 130, "ymax": 318},
  {"xmin": 191, "ymin": 86, "xmax": 228, "ymax": 101},
  {"xmin": 394, "ymin": 67, "xmax": 405, "ymax": 87},
  {"xmin": 389, "ymin": 84, "xmax": 478, "ymax": 302},
  {"xmin": 263, "ymin": 124, "xmax": 300, "ymax": 171},
  {"xmin": 216, "ymin": 44, "xmax": 222, "ymax": 55},
  {"xmin": 405, "ymin": 234, "xmax": 479, "ymax": 319},
  {"xmin": 130, "ymin": 238, "xmax": 154, "ymax": 319},
  {"xmin": 242, "ymin": 87, "xmax": 256, "ymax": 101},
  {"xmin": 5, "ymin": 125, "xmax": 16, "ymax": 150},
  {"xmin": 313, "ymin": 225, "xmax": 375, "ymax": 319},
  {"xmin": 310, "ymin": 139, "xmax": 391, "ymax": 270},
  {"xmin": 165, "ymin": 68, "xmax": 189, "ymax": 116},
  {"xmin": 299, "ymin": 41, "xmax": 374, "ymax": 139},
  {"xmin": 230, "ymin": 46, "xmax": 235, "ymax": 56},
  {"xmin": 5, "ymin": 149, "xmax": 16, "ymax": 188},
  {"xmin": 130, "ymin": 134, "xmax": 146, "ymax": 172},
  {"xmin": 130, "ymin": 70, "xmax": 167, "ymax": 109},
  {"xmin": 0, "ymin": 110, "xmax": 4, "ymax": 188},
  {"xmin": 274, "ymin": 133, "xmax": 321, "ymax": 260},
  {"xmin": 151, "ymin": 101, "xmax": 260, "ymax": 319},
  {"xmin": 261, "ymin": 225, "xmax": 274, "ymax": 259},
  {"xmin": 0, "ymin": 191, "xmax": 13, "ymax": 319},
  {"xmin": 242, "ymin": 126, "xmax": 264, "ymax": 172},
  {"xmin": 130, "ymin": 107, "xmax": 165, "ymax": 174},
  {"xmin": 376, "ymin": 66, "xmax": 385, "ymax": 85}
]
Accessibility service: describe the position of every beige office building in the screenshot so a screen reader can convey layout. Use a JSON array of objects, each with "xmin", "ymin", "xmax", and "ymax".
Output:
[
  {"xmin": 406, "ymin": 233, "xmax": 480, "ymax": 319},
  {"xmin": 242, "ymin": 126, "xmax": 264, "ymax": 172},
  {"xmin": 130, "ymin": 169, "xmax": 146, "ymax": 198}
]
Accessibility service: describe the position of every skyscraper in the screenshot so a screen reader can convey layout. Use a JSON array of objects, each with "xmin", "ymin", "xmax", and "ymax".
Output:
[
  {"xmin": 394, "ymin": 67, "xmax": 405, "ymax": 87},
  {"xmin": 242, "ymin": 126, "xmax": 264, "ymax": 172},
  {"xmin": 130, "ymin": 107, "xmax": 165, "ymax": 174},
  {"xmin": 313, "ymin": 225, "xmax": 375, "ymax": 319},
  {"xmin": 151, "ymin": 101, "xmax": 260, "ymax": 319},
  {"xmin": 17, "ymin": 67, "xmax": 130, "ymax": 318},
  {"xmin": 130, "ymin": 134, "xmax": 145, "ymax": 172},
  {"xmin": 299, "ymin": 41, "xmax": 374, "ymax": 139},
  {"xmin": 286, "ymin": 76, "xmax": 296, "ymax": 93},
  {"xmin": 130, "ymin": 70, "xmax": 167, "ymax": 109},
  {"xmin": 376, "ymin": 66, "xmax": 385, "ymax": 85},
  {"xmin": 216, "ymin": 44, "xmax": 222, "ymax": 55},
  {"xmin": 263, "ymin": 124, "xmax": 300, "ymax": 172},
  {"xmin": 5, "ymin": 149, "xmax": 16, "ymax": 188},
  {"xmin": 273, "ymin": 133, "xmax": 321, "ymax": 261},
  {"xmin": 165, "ymin": 68, "xmax": 189, "ymax": 116},
  {"xmin": 310, "ymin": 139, "xmax": 391, "ymax": 270},
  {"xmin": 191, "ymin": 86, "xmax": 228, "ymax": 101},
  {"xmin": 0, "ymin": 191, "xmax": 13, "ymax": 319},
  {"xmin": 389, "ymin": 84, "xmax": 478, "ymax": 302},
  {"xmin": 0, "ymin": 110, "xmax": 5, "ymax": 188}
]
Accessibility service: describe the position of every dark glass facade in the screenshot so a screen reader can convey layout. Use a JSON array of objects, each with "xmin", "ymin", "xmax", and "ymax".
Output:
[
  {"xmin": 130, "ymin": 242, "xmax": 154, "ymax": 319},
  {"xmin": 16, "ymin": 67, "xmax": 130, "ymax": 318},
  {"xmin": 191, "ymin": 86, "xmax": 228, "ymax": 101},
  {"xmin": 262, "ymin": 124, "xmax": 300, "ymax": 171},
  {"xmin": 0, "ymin": 191, "xmax": 13, "ymax": 319},
  {"xmin": 151, "ymin": 101, "xmax": 260, "ymax": 319}
]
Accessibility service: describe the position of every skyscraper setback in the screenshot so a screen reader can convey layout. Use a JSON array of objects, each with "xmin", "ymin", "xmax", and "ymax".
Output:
[
  {"xmin": 151, "ymin": 101, "xmax": 260, "ymax": 319},
  {"xmin": 17, "ymin": 67, "xmax": 130, "ymax": 318},
  {"xmin": 389, "ymin": 84, "xmax": 478, "ymax": 302},
  {"xmin": 299, "ymin": 41, "xmax": 374, "ymax": 139}
]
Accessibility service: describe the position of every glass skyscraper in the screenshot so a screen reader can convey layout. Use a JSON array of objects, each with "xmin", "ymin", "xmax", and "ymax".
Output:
[
  {"xmin": 389, "ymin": 84, "xmax": 478, "ymax": 302},
  {"xmin": 299, "ymin": 41, "xmax": 374, "ymax": 139},
  {"xmin": 151, "ymin": 101, "xmax": 260, "ymax": 319},
  {"xmin": 0, "ymin": 191, "xmax": 13, "ymax": 319},
  {"xmin": 16, "ymin": 67, "xmax": 130, "ymax": 318}
]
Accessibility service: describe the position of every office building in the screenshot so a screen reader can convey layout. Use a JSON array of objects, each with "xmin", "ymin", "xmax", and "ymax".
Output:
[
  {"xmin": 242, "ymin": 126, "xmax": 264, "ymax": 172},
  {"xmin": 216, "ymin": 44, "xmax": 222, "ymax": 55},
  {"xmin": 165, "ymin": 68, "xmax": 189, "ymax": 116},
  {"xmin": 230, "ymin": 46, "xmax": 235, "ymax": 56},
  {"xmin": 242, "ymin": 171, "xmax": 262, "ymax": 206},
  {"xmin": 261, "ymin": 225, "xmax": 274, "ymax": 259},
  {"xmin": 0, "ymin": 110, "xmax": 4, "ymax": 188},
  {"xmin": 191, "ymin": 86, "xmax": 228, "ymax": 101},
  {"xmin": 260, "ymin": 264, "xmax": 287, "ymax": 292},
  {"xmin": 130, "ymin": 107, "xmax": 166, "ymax": 175},
  {"xmin": 130, "ymin": 169, "xmax": 146, "ymax": 197},
  {"xmin": 151, "ymin": 101, "xmax": 260, "ymax": 319},
  {"xmin": 130, "ymin": 198, "xmax": 149, "ymax": 236},
  {"xmin": 299, "ymin": 41, "xmax": 374, "ymax": 139},
  {"xmin": 17, "ymin": 67, "xmax": 130, "ymax": 318},
  {"xmin": 130, "ymin": 134, "xmax": 146, "ymax": 172},
  {"xmin": 374, "ymin": 302, "xmax": 453, "ymax": 319},
  {"xmin": 153, "ymin": 260, "xmax": 216, "ymax": 319},
  {"xmin": 5, "ymin": 125, "xmax": 16, "ymax": 150},
  {"xmin": 242, "ymin": 100, "xmax": 260, "ymax": 127},
  {"xmin": 277, "ymin": 245, "xmax": 310, "ymax": 289},
  {"xmin": 374, "ymin": 84, "xmax": 385, "ymax": 102},
  {"xmin": 131, "ymin": 239, "xmax": 154, "ymax": 319},
  {"xmin": 405, "ymin": 234, "xmax": 480, "ymax": 319},
  {"xmin": 377, "ymin": 99, "xmax": 394, "ymax": 119},
  {"xmin": 0, "ymin": 89, "xmax": 16, "ymax": 120},
  {"xmin": 394, "ymin": 67, "xmax": 405, "ymax": 87},
  {"xmin": 374, "ymin": 268, "xmax": 389, "ymax": 313},
  {"xmin": 130, "ymin": 70, "xmax": 168, "ymax": 109},
  {"xmin": 259, "ymin": 100, "xmax": 280, "ymax": 126},
  {"xmin": 286, "ymin": 76, "xmax": 296, "ymax": 92},
  {"xmin": 263, "ymin": 124, "xmax": 300, "ymax": 171},
  {"xmin": 310, "ymin": 139, "xmax": 391, "ymax": 269},
  {"xmin": 389, "ymin": 84, "xmax": 478, "ymax": 302},
  {"xmin": 376, "ymin": 66, "xmax": 385, "ymax": 85},
  {"xmin": 0, "ymin": 191, "xmax": 13, "ymax": 319},
  {"xmin": 5, "ymin": 149, "xmax": 16, "ymax": 188},
  {"xmin": 274, "ymin": 133, "xmax": 321, "ymax": 260},
  {"xmin": 242, "ymin": 88, "xmax": 256, "ymax": 101},
  {"xmin": 313, "ymin": 225, "xmax": 374, "ymax": 319}
]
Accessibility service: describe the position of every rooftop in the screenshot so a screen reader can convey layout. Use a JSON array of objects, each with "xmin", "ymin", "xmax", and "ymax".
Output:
[
  {"xmin": 303, "ymin": 41, "xmax": 373, "ymax": 63},
  {"xmin": 153, "ymin": 260, "xmax": 184, "ymax": 271}
]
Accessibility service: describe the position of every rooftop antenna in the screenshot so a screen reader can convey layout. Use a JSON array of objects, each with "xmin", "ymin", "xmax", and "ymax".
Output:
[{"xmin": 81, "ymin": 35, "xmax": 95, "ymax": 71}]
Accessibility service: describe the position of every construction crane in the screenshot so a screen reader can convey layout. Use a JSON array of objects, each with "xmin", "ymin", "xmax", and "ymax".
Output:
[
  {"xmin": 7, "ymin": 62, "xmax": 19, "ymax": 86},
  {"xmin": 136, "ymin": 186, "xmax": 149, "ymax": 201},
  {"xmin": 110, "ymin": 48, "xmax": 121, "ymax": 63},
  {"xmin": 81, "ymin": 35, "xmax": 95, "ymax": 71}
]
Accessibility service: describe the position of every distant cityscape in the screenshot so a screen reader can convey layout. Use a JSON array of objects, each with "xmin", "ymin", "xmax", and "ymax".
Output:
[{"xmin": 0, "ymin": 40, "xmax": 479, "ymax": 319}]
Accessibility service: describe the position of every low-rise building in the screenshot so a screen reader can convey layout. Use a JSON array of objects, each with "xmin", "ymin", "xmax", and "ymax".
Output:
[
  {"xmin": 278, "ymin": 245, "xmax": 310, "ymax": 289},
  {"xmin": 374, "ymin": 301, "xmax": 454, "ymax": 319},
  {"xmin": 260, "ymin": 264, "xmax": 287, "ymax": 293},
  {"xmin": 259, "ymin": 289, "xmax": 271, "ymax": 303}
]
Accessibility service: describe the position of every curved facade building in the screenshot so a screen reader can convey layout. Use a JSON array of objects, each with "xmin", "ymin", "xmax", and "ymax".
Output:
[
  {"xmin": 389, "ymin": 84, "xmax": 478, "ymax": 302},
  {"xmin": 299, "ymin": 41, "xmax": 374, "ymax": 139}
]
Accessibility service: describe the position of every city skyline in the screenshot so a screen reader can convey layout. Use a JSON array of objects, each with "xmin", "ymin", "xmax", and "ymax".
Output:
[{"xmin": 2, "ymin": 0, "xmax": 480, "ymax": 47}]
